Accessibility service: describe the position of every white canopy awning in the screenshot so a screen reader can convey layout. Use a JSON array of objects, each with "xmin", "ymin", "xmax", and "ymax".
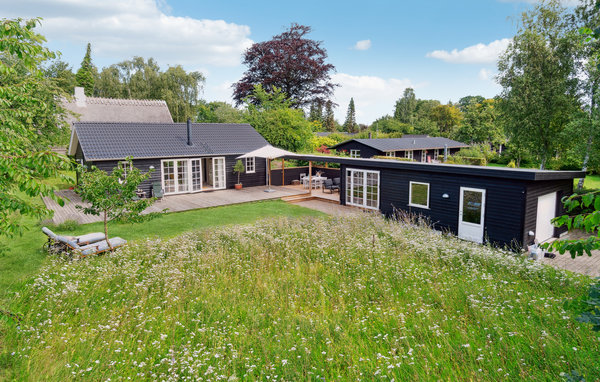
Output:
[{"xmin": 237, "ymin": 145, "xmax": 297, "ymax": 160}]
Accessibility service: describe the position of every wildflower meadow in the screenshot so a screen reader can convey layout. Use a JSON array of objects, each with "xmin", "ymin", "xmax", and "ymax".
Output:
[{"xmin": 2, "ymin": 215, "xmax": 598, "ymax": 380}]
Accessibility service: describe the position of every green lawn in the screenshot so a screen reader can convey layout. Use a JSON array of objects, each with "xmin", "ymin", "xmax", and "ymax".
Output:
[
  {"xmin": 579, "ymin": 174, "xmax": 600, "ymax": 190},
  {"xmin": 0, "ymin": 197, "xmax": 324, "ymax": 306},
  {"xmin": 2, "ymin": 215, "xmax": 597, "ymax": 380}
]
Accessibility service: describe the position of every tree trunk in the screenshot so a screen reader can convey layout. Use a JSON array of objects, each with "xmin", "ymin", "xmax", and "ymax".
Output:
[
  {"xmin": 104, "ymin": 210, "xmax": 113, "ymax": 251},
  {"xmin": 578, "ymin": 80, "xmax": 597, "ymax": 190}
]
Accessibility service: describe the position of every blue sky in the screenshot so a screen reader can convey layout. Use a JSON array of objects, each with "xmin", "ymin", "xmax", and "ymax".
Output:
[{"xmin": 1, "ymin": 0, "xmax": 553, "ymax": 123}]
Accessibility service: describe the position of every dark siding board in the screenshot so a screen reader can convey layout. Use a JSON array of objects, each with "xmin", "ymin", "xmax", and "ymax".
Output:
[
  {"xmin": 523, "ymin": 179, "xmax": 572, "ymax": 246},
  {"xmin": 270, "ymin": 166, "xmax": 341, "ymax": 186},
  {"xmin": 225, "ymin": 155, "xmax": 266, "ymax": 188},
  {"xmin": 333, "ymin": 141, "xmax": 383, "ymax": 158},
  {"xmin": 341, "ymin": 164, "xmax": 527, "ymax": 248},
  {"xmin": 91, "ymin": 155, "xmax": 266, "ymax": 196},
  {"xmin": 90, "ymin": 158, "xmax": 162, "ymax": 196}
]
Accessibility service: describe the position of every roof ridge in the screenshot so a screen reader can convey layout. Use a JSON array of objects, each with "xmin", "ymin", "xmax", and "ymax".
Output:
[{"xmin": 83, "ymin": 97, "xmax": 168, "ymax": 106}]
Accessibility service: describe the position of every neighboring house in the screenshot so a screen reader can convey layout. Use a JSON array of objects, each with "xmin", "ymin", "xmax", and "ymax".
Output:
[
  {"xmin": 330, "ymin": 136, "xmax": 469, "ymax": 161},
  {"xmin": 68, "ymin": 121, "xmax": 268, "ymax": 196},
  {"xmin": 315, "ymin": 132, "xmax": 357, "ymax": 137},
  {"xmin": 286, "ymin": 154, "xmax": 584, "ymax": 249},
  {"xmin": 63, "ymin": 87, "xmax": 173, "ymax": 125}
]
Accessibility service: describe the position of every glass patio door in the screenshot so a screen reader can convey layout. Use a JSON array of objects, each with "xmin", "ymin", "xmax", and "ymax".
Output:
[
  {"xmin": 191, "ymin": 159, "xmax": 202, "ymax": 191},
  {"xmin": 212, "ymin": 157, "xmax": 226, "ymax": 189},
  {"xmin": 345, "ymin": 168, "xmax": 379, "ymax": 210},
  {"xmin": 458, "ymin": 187, "xmax": 486, "ymax": 243}
]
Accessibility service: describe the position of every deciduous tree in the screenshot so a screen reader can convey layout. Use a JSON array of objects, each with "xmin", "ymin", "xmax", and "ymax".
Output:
[
  {"xmin": 76, "ymin": 159, "xmax": 156, "ymax": 249},
  {"xmin": 232, "ymin": 24, "xmax": 337, "ymax": 108},
  {"xmin": 0, "ymin": 18, "xmax": 73, "ymax": 237},
  {"xmin": 394, "ymin": 88, "xmax": 417, "ymax": 123},
  {"xmin": 497, "ymin": 0, "xmax": 579, "ymax": 169},
  {"xmin": 243, "ymin": 85, "xmax": 312, "ymax": 152}
]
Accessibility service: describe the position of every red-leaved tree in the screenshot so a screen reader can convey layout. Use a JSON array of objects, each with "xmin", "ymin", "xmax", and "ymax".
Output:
[{"xmin": 232, "ymin": 23, "xmax": 336, "ymax": 108}]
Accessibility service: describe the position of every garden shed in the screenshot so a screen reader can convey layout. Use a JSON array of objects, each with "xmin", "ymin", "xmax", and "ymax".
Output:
[{"xmin": 285, "ymin": 154, "xmax": 585, "ymax": 249}]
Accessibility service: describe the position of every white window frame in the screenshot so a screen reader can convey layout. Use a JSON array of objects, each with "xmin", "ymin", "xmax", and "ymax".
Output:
[
  {"xmin": 421, "ymin": 150, "xmax": 428, "ymax": 163},
  {"xmin": 408, "ymin": 181, "xmax": 430, "ymax": 209},
  {"xmin": 245, "ymin": 157, "xmax": 256, "ymax": 173},
  {"xmin": 433, "ymin": 149, "xmax": 439, "ymax": 160},
  {"xmin": 160, "ymin": 157, "xmax": 227, "ymax": 195},
  {"xmin": 350, "ymin": 149, "xmax": 360, "ymax": 158},
  {"xmin": 345, "ymin": 168, "xmax": 380, "ymax": 210},
  {"xmin": 405, "ymin": 150, "xmax": 413, "ymax": 160},
  {"xmin": 386, "ymin": 151, "xmax": 394, "ymax": 157}
]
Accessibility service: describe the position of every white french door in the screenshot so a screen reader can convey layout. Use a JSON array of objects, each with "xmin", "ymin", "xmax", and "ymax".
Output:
[
  {"xmin": 345, "ymin": 168, "xmax": 379, "ymax": 210},
  {"xmin": 191, "ymin": 159, "xmax": 203, "ymax": 192},
  {"xmin": 212, "ymin": 157, "xmax": 226, "ymax": 189},
  {"xmin": 161, "ymin": 157, "xmax": 225, "ymax": 194},
  {"xmin": 458, "ymin": 187, "xmax": 486, "ymax": 243}
]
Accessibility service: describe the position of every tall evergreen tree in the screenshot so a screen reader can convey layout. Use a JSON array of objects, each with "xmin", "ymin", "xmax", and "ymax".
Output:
[
  {"xmin": 343, "ymin": 97, "xmax": 357, "ymax": 133},
  {"xmin": 394, "ymin": 88, "xmax": 417, "ymax": 123},
  {"xmin": 324, "ymin": 100, "xmax": 335, "ymax": 132},
  {"xmin": 309, "ymin": 100, "xmax": 323, "ymax": 123},
  {"xmin": 75, "ymin": 43, "xmax": 96, "ymax": 96}
]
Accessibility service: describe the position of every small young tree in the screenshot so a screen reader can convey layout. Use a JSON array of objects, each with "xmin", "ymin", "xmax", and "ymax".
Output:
[
  {"xmin": 234, "ymin": 159, "xmax": 245, "ymax": 186},
  {"xmin": 76, "ymin": 159, "xmax": 156, "ymax": 249}
]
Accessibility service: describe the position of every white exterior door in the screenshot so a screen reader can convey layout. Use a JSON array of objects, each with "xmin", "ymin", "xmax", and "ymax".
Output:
[
  {"xmin": 212, "ymin": 157, "xmax": 226, "ymax": 189},
  {"xmin": 458, "ymin": 187, "xmax": 486, "ymax": 244},
  {"xmin": 535, "ymin": 192, "xmax": 557, "ymax": 243},
  {"xmin": 345, "ymin": 168, "xmax": 379, "ymax": 210}
]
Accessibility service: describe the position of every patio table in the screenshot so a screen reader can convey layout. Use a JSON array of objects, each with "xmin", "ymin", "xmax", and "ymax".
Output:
[{"xmin": 303, "ymin": 176, "xmax": 327, "ymax": 189}]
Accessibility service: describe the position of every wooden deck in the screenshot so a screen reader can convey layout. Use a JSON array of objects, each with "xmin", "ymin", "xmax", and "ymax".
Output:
[{"xmin": 42, "ymin": 186, "xmax": 308, "ymax": 225}]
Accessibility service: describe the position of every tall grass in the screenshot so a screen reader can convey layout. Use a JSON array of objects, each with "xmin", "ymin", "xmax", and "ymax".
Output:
[{"xmin": 2, "ymin": 215, "xmax": 598, "ymax": 380}]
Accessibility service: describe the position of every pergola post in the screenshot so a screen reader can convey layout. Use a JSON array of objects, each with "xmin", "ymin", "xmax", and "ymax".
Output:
[
  {"xmin": 308, "ymin": 161, "xmax": 312, "ymax": 196},
  {"xmin": 282, "ymin": 158, "xmax": 285, "ymax": 186}
]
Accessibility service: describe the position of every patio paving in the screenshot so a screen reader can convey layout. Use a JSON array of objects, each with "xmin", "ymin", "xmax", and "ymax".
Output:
[
  {"xmin": 540, "ymin": 231, "xmax": 600, "ymax": 278},
  {"xmin": 42, "ymin": 185, "xmax": 307, "ymax": 225}
]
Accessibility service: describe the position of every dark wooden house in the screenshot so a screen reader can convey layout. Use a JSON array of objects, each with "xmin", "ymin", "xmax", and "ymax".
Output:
[
  {"xmin": 330, "ymin": 136, "xmax": 469, "ymax": 162},
  {"xmin": 68, "ymin": 121, "xmax": 269, "ymax": 196},
  {"xmin": 288, "ymin": 155, "xmax": 584, "ymax": 249}
]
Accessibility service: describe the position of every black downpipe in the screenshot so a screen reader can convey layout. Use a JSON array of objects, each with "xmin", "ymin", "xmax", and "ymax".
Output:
[{"xmin": 187, "ymin": 118, "xmax": 192, "ymax": 146}]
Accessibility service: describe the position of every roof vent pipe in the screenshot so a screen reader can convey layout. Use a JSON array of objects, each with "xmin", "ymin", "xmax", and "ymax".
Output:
[
  {"xmin": 186, "ymin": 118, "xmax": 192, "ymax": 146},
  {"xmin": 413, "ymin": 139, "xmax": 416, "ymax": 145}
]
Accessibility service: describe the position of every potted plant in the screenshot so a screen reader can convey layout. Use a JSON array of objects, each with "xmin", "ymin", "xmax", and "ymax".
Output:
[{"xmin": 233, "ymin": 159, "xmax": 245, "ymax": 189}]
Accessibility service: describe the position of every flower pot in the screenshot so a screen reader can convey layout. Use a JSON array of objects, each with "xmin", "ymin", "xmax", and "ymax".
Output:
[{"xmin": 235, "ymin": 183, "xmax": 243, "ymax": 190}]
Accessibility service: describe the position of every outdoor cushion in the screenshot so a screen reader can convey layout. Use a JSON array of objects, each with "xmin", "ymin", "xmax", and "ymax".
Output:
[
  {"xmin": 76, "ymin": 232, "xmax": 106, "ymax": 245},
  {"xmin": 79, "ymin": 237, "xmax": 127, "ymax": 256}
]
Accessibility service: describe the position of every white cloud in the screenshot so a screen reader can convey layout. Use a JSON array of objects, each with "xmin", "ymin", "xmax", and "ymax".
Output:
[
  {"xmin": 426, "ymin": 38, "xmax": 511, "ymax": 64},
  {"xmin": 353, "ymin": 39, "xmax": 372, "ymax": 51},
  {"xmin": 332, "ymin": 73, "xmax": 420, "ymax": 125},
  {"xmin": 478, "ymin": 68, "xmax": 492, "ymax": 81},
  {"xmin": 2, "ymin": 0, "xmax": 253, "ymax": 67}
]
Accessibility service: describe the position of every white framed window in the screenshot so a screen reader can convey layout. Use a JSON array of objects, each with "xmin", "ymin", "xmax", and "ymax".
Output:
[
  {"xmin": 118, "ymin": 161, "xmax": 132, "ymax": 181},
  {"xmin": 409, "ymin": 181, "xmax": 430, "ymax": 209},
  {"xmin": 404, "ymin": 150, "xmax": 413, "ymax": 160},
  {"xmin": 245, "ymin": 157, "xmax": 255, "ymax": 173},
  {"xmin": 386, "ymin": 151, "xmax": 394, "ymax": 157},
  {"xmin": 345, "ymin": 168, "xmax": 379, "ymax": 210},
  {"xmin": 421, "ymin": 150, "xmax": 428, "ymax": 163},
  {"xmin": 433, "ymin": 149, "xmax": 439, "ymax": 160},
  {"xmin": 350, "ymin": 149, "xmax": 360, "ymax": 158}
]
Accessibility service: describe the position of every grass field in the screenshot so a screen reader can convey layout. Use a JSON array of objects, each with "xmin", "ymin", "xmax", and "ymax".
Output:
[
  {"xmin": 0, "ymin": 198, "xmax": 323, "ymax": 306},
  {"xmin": 1, "ymin": 215, "xmax": 597, "ymax": 380}
]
